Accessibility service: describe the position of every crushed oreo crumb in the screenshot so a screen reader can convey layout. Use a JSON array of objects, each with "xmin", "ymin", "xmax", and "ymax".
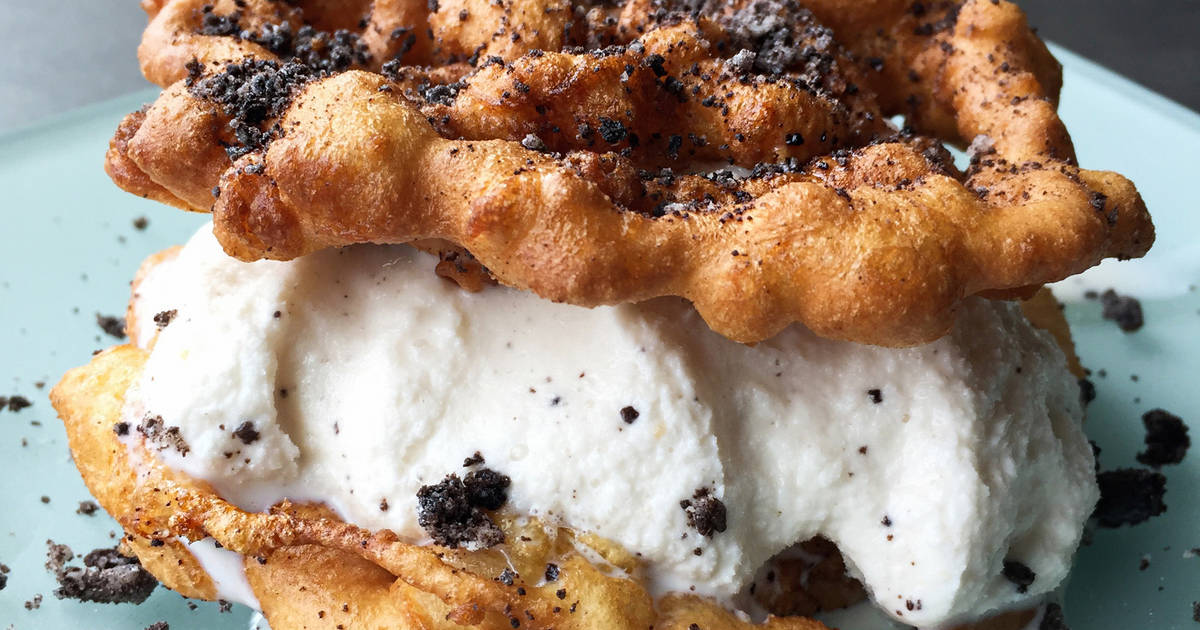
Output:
[
  {"xmin": 497, "ymin": 567, "xmax": 517, "ymax": 585},
  {"xmin": 153, "ymin": 309, "xmax": 178, "ymax": 329},
  {"xmin": 464, "ymin": 468, "xmax": 510, "ymax": 510},
  {"xmin": 76, "ymin": 501, "xmax": 100, "ymax": 516},
  {"xmin": 1078, "ymin": 378, "xmax": 1096, "ymax": 406},
  {"xmin": 114, "ymin": 422, "xmax": 130, "ymax": 437},
  {"xmin": 545, "ymin": 563, "xmax": 560, "ymax": 582},
  {"xmin": 1137, "ymin": 409, "xmax": 1190, "ymax": 467},
  {"xmin": 132, "ymin": 216, "xmax": 149, "ymax": 230},
  {"xmin": 1095, "ymin": 468, "xmax": 1167, "ymax": 528},
  {"xmin": 620, "ymin": 405, "xmax": 640, "ymax": 424},
  {"xmin": 5, "ymin": 395, "xmax": 32, "ymax": 412},
  {"xmin": 137, "ymin": 415, "xmax": 191, "ymax": 456},
  {"xmin": 96, "ymin": 314, "xmax": 126, "ymax": 339},
  {"xmin": 1099, "ymin": 289, "xmax": 1144, "ymax": 332},
  {"xmin": 463, "ymin": 451, "xmax": 485, "ymax": 466},
  {"xmin": 416, "ymin": 467, "xmax": 510, "ymax": 548},
  {"xmin": 146, "ymin": 623, "xmax": 169, "ymax": 630},
  {"xmin": 1040, "ymin": 602, "xmax": 1068, "ymax": 629},
  {"xmin": 1001, "ymin": 560, "xmax": 1035, "ymax": 593},
  {"xmin": 597, "ymin": 117, "xmax": 628, "ymax": 144},
  {"xmin": 189, "ymin": 59, "xmax": 321, "ymax": 160},
  {"xmin": 867, "ymin": 388, "xmax": 883, "ymax": 404},
  {"xmin": 520, "ymin": 133, "xmax": 549, "ymax": 152},
  {"xmin": 232, "ymin": 421, "xmax": 261, "ymax": 445},
  {"xmin": 680, "ymin": 487, "xmax": 727, "ymax": 537},
  {"xmin": 45, "ymin": 541, "xmax": 159, "ymax": 604}
]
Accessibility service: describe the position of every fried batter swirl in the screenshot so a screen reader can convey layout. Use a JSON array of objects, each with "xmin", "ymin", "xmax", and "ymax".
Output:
[{"xmin": 109, "ymin": 0, "xmax": 1152, "ymax": 345}]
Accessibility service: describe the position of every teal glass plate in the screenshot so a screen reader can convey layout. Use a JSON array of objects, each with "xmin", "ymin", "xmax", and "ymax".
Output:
[{"xmin": 1, "ymin": 44, "xmax": 1197, "ymax": 629}]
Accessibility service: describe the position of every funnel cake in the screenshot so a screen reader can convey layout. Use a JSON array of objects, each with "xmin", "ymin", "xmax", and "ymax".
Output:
[
  {"xmin": 51, "ymin": 240, "xmax": 1083, "ymax": 630},
  {"xmin": 106, "ymin": 0, "xmax": 1153, "ymax": 346}
]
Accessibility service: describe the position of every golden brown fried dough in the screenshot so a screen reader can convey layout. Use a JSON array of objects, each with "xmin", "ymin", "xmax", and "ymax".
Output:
[
  {"xmin": 110, "ymin": 71, "xmax": 1149, "ymax": 346},
  {"xmin": 111, "ymin": 0, "xmax": 1152, "ymax": 346}
]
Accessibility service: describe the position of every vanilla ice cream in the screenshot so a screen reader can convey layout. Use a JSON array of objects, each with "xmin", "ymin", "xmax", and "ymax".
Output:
[{"xmin": 123, "ymin": 224, "xmax": 1097, "ymax": 627}]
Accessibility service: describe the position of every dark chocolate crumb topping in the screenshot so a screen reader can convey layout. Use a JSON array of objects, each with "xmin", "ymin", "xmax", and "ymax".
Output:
[
  {"xmin": 1040, "ymin": 602, "xmax": 1069, "ymax": 630},
  {"xmin": 232, "ymin": 421, "xmax": 261, "ymax": 445},
  {"xmin": 544, "ymin": 563, "xmax": 560, "ymax": 582},
  {"xmin": 1094, "ymin": 468, "xmax": 1167, "ymax": 528},
  {"xmin": 620, "ymin": 405, "xmax": 640, "ymax": 424},
  {"xmin": 137, "ymin": 415, "xmax": 191, "ymax": 456},
  {"xmin": 463, "ymin": 451, "xmax": 485, "ymax": 467},
  {"xmin": 198, "ymin": 6, "xmax": 370, "ymax": 74},
  {"xmin": 497, "ymin": 567, "xmax": 517, "ymax": 585},
  {"xmin": 1001, "ymin": 559, "xmax": 1035, "ymax": 593},
  {"xmin": 45, "ymin": 541, "xmax": 159, "ymax": 605},
  {"xmin": 680, "ymin": 487, "xmax": 727, "ymax": 537},
  {"xmin": 153, "ymin": 309, "xmax": 178, "ymax": 329},
  {"xmin": 76, "ymin": 501, "xmax": 100, "ymax": 516},
  {"xmin": 1099, "ymin": 289, "xmax": 1144, "ymax": 333},
  {"xmin": 597, "ymin": 117, "xmax": 629, "ymax": 144},
  {"xmin": 1137, "ymin": 409, "xmax": 1190, "ymax": 468},
  {"xmin": 465, "ymin": 468, "xmax": 511, "ymax": 510},
  {"xmin": 132, "ymin": 216, "xmax": 149, "ymax": 230},
  {"xmin": 5, "ymin": 395, "xmax": 32, "ymax": 413},
  {"xmin": 146, "ymin": 623, "xmax": 170, "ymax": 630},
  {"xmin": 1078, "ymin": 378, "xmax": 1096, "ymax": 406},
  {"xmin": 416, "ymin": 463, "xmax": 510, "ymax": 548},
  {"xmin": 867, "ymin": 388, "xmax": 883, "ymax": 404},
  {"xmin": 189, "ymin": 59, "xmax": 321, "ymax": 160},
  {"xmin": 95, "ymin": 313, "xmax": 126, "ymax": 339}
]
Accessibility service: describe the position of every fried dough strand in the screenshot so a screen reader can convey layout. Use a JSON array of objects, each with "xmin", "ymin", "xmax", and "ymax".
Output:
[
  {"xmin": 110, "ymin": 71, "xmax": 1148, "ymax": 345},
  {"xmin": 111, "ymin": 0, "xmax": 1153, "ymax": 345}
]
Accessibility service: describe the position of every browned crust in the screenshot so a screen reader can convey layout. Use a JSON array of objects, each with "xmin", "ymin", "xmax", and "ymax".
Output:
[{"xmin": 109, "ymin": 0, "xmax": 1152, "ymax": 346}]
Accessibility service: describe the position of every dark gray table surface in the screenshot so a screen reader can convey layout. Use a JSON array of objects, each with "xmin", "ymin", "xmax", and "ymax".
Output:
[{"xmin": 1, "ymin": 0, "xmax": 1197, "ymax": 132}]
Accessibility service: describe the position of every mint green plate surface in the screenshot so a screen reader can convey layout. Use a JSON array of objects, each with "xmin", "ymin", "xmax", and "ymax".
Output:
[{"xmin": 1, "ymin": 45, "xmax": 1197, "ymax": 629}]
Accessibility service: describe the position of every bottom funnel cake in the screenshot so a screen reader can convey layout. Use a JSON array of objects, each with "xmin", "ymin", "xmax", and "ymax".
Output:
[{"xmin": 52, "ymin": 225, "xmax": 1095, "ymax": 630}]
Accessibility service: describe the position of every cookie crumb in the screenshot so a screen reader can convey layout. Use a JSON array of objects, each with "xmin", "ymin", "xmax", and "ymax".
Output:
[
  {"xmin": 76, "ymin": 501, "xmax": 100, "ymax": 516},
  {"xmin": 1095, "ymin": 468, "xmax": 1167, "ymax": 528},
  {"xmin": 680, "ymin": 487, "xmax": 727, "ymax": 537},
  {"xmin": 416, "ymin": 465, "xmax": 510, "ymax": 548},
  {"xmin": 45, "ymin": 541, "xmax": 158, "ymax": 604},
  {"xmin": 1001, "ymin": 560, "xmax": 1035, "ymax": 593},
  {"xmin": 133, "ymin": 217, "xmax": 150, "ymax": 231},
  {"xmin": 1137, "ymin": 409, "xmax": 1190, "ymax": 467},
  {"xmin": 1040, "ymin": 602, "xmax": 1068, "ymax": 629},
  {"xmin": 1099, "ymin": 289, "xmax": 1144, "ymax": 332},
  {"xmin": 153, "ymin": 310, "xmax": 178, "ymax": 329},
  {"xmin": 137, "ymin": 415, "xmax": 191, "ymax": 456},
  {"xmin": 5, "ymin": 396, "xmax": 32, "ymax": 413},
  {"xmin": 96, "ymin": 314, "xmax": 127, "ymax": 340},
  {"xmin": 232, "ymin": 421, "xmax": 260, "ymax": 445}
]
